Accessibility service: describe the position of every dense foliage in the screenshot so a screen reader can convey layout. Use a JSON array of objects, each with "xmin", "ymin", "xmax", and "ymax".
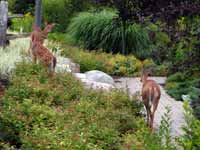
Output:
[
  {"xmin": 93, "ymin": 0, "xmax": 200, "ymax": 23},
  {"xmin": 8, "ymin": 0, "xmax": 35, "ymax": 14},
  {"xmin": 0, "ymin": 62, "xmax": 143, "ymax": 149},
  {"xmin": 165, "ymin": 72, "xmax": 200, "ymax": 119},
  {"xmin": 0, "ymin": 62, "xmax": 199, "ymax": 150},
  {"xmin": 165, "ymin": 73, "xmax": 200, "ymax": 100},
  {"xmin": 10, "ymin": 13, "xmax": 34, "ymax": 33},
  {"xmin": 42, "ymin": 0, "xmax": 92, "ymax": 32},
  {"xmin": 68, "ymin": 11, "xmax": 151, "ymax": 58},
  {"xmin": 56, "ymin": 40, "xmax": 167, "ymax": 76},
  {"xmin": 178, "ymin": 102, "xmax": 200, "ymax": 149}
]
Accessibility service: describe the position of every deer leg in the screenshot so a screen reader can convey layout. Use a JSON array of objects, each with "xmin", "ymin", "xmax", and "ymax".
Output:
[
  {"xmin": 32, "ymin": 55, "xmax": 37, "ymax": 64},
  {"xmin": 146, "ymin": 107, "xmax": 150, "ymax": 127},
  {"xmin": 150, "ymin": 113, "xmax": 154, "ymax": 130},
  {"xmin": 150, "ymin": 98, "xmax": 159, "ymax": 130},
  {"xmin": 48, "ymin": 63, "xmax": 54, "ymax": 77},
  {"xmin": 28, "ymin": 41, "xmax": 32, "ymax": 56}
]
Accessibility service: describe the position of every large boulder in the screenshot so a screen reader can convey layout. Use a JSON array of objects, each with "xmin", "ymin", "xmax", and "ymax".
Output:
[
  {"xmin": 74, "ymin": 73, "xmax": 115, "ymax": 91},
  {"xmin": 55, "ymin": 57, "xmax": 80, "ymax": 73},
  {"xmin": 82, "ymin": 79, "xmax": 114, "ymax": 91},
  {"xmin": 85, "ymin": 70, "xmax": 114, "ymax": 85}
]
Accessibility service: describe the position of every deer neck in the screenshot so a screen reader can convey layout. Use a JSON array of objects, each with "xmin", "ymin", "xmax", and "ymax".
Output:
[{"xmin": 142, "ymin": 77, "xmax": 148, "ymax": 87}]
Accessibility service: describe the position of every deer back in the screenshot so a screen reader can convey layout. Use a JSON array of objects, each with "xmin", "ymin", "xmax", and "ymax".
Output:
[{"xmin": 142, "ymin": 79, "xmax": 161, "ymax": 109}]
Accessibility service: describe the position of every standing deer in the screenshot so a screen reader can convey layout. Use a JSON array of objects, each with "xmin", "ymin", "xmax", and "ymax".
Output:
[
  {"xmin": 141, "ymin": 70, "xmax": 161, "ymax": 130},
  {"xmin": 28, "ymin": 22, "xmax": 55, "ymax": 61},
  {"xmin": 31, "ymin": 39, "xmax": 57, "ymax": 76}
]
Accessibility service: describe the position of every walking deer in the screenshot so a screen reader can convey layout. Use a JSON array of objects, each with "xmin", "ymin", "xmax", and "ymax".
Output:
[
  {"xmin": 31, "ymin": 39, "xmax": 57, "ymax": 76},
  {"xmin": 140, "ymin": 70, "xmax": 161, "ymax": 130},
  {"xmin": 28, "ymin": 22, "xmax": 55, "ymax": 59}
]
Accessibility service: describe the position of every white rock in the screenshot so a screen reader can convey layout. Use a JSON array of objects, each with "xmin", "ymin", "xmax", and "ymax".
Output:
[
  {"xmin": 81, "ymin": 79, "xmax": 114, "ymax": 91},
  {"xmin": 55, "ymin": 57, "xmax": 80, "ymax": 73},
  {"xmin": 74, "ymin": 73, "xmax": 86, "ymax": 79},
  {"xmin": 73, "ymin": 73, "xmax": 114, "ymax": 91},
  {"xmin": 85, "ymin": 70, "xmax": 114, "ymax": 85}
]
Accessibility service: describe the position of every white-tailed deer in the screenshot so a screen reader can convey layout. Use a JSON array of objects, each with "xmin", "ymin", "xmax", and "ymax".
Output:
[
  {"xmin": 31, "ymin": 39, "xmax": 57, "ymax": 76},
  {"xmin": 28, "ymin": 22, "xmax": 55, "ymax": 58},
  {"xmin": 140, "ymin": 70, "xmax": 161, "ymax": 130}
]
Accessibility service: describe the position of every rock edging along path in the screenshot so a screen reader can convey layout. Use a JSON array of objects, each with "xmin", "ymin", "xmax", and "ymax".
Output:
[{"xmin": 114, "ymin": 77, "xmax": 186, "ymax": 137}]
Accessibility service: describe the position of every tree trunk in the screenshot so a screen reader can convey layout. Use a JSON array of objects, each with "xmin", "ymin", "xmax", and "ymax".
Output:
[
  {"xmin": 35, "ymin": 0, "xmax": 42, "ymax": 27},
  {"xmin": 0, "ymin": 1, "xmax": 8, "ymax": 47},
  {"xmin": 121, "ymin": 20, "xmax": 126, "ymax": 55}
]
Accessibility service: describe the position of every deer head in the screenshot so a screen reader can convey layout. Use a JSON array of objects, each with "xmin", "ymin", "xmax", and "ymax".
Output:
[
  {"xmin": 44, "ymin": 22, "xmax": 55, "ymax": 33},
  {"xmin": 140, "ymin": 66, "xmax": 150, "ymax": 83}
]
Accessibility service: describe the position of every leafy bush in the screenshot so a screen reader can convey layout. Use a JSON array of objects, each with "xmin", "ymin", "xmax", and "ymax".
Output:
[
  {"xmin": 121, "ymin": 107, "xmax": 176, "ymax": 150},
  {"xmin": 42, "ymin": 0, "xmax": 91, "ymax": 32},
  {"xmin": 61, "ymin": 42, "xmax": 167, "ymax": 76},
  {"xmin": 178, "ymin": 102, "xmax": 200, "ymax": 149},
  {"xmin": 8, "ymin": 0, "xmax": 35, "ymax": 14},
  {"xmin": 189, "ymin": 87, "xmax": 200, "ymax": 119},
  {"xmin": 0, "ymin": 62, "xmax": 143, "ymax": 149},
  {"xmin": 165, "ymin": 73, "xmax": 200, "ymax": 111},
  {"xmin": 61, "ymin": 44, "xmax": 143, "ymax": 76},
  {"xmin": 145, "ymin": 22, "xmax": 171, "ymax": 64},
  {"xmin": 68, "ymin": 11, "xmax": 151, "ymax": 57},
  {"xmin": 106, "ymin": 54, "xmax": 142, "ymax": 76},
  {"xmin": 10, "ymin": 13, "xmax": 34, "ymax": 33},
  {"xmin": 169, "ymin": 17, "xmax": 200, "ymax": 74}
]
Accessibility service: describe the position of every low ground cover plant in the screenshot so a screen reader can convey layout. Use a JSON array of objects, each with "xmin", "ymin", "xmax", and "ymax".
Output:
[
  {"xmin": 59, "ymin": 41, "xmax": 168, "ymax": 77},
  {"xmin": 0, "ymin": 62, "xmax": 144, "ymax": 149}
]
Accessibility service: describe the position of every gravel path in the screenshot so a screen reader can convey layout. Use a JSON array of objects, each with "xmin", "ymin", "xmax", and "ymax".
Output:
[{"xmin": 114, "ymin": 77, "xmax": 186, "ymax": 137}]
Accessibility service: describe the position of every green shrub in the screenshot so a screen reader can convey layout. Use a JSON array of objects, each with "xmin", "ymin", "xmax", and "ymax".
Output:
[
  {"xmin": 8, "ymin": 0, "xmax": 35, "ymax": 14},
  {"xmin": 10, "ymin": 13, "xmax": 34, "ymax": 33},
  {"xmin": 68, "ymin": 11, "xmax": 151, "ymax": 57},
  {"xmin": 169, "ymin": 17, "xmax": 200, "ymax": 74},
  {"xmin": 42, "ymin": 0, "xmax": 91, "ymax": 32},
  {"xmin": 145, "ymin": 22, "xmax": 171, "ymax": 64},
  {"xmin": 0, "ymin": 62, "xmax": 143, "ymax": 149},
  {"xmin": 178, "ymin": 102, "xmax": 200, "ymax": 149},
  {"xmin": 189, "ymin": 87, "xmax": 200, "ymax": 119},
  {"xmin": 121, "ymin": 107, "xmax": 176, "ymax": 150},
  {"xmin": 165, "ymin": 73, "xmax": 200, "ymax": 101},
  {"xmin": 61, "ymin": 42, "xmax": 167, "ymax": 76},
  {"xmin": 106, "ymin": 54, "xmax": 142, "ymax": 76},
  {"xmin": 61, "ymin": 44, "xmax": 143, "ymax": 76}
]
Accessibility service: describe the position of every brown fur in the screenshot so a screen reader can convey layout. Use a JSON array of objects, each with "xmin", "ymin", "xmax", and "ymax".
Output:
[
  {"xmin": 141, "ymin": 72, "xmax": 161, "ymax": 130},
  {"xmin": 28, "ymin": 23, "xmax": 55, "ymax": 57},
  {"xmin": 31, "ymin": 40, "xmax": 57, "ymax": 76}
]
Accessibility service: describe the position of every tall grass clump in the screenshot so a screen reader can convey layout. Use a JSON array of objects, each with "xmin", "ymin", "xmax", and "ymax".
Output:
[{"xmin": 68, "ymin": 10, "xmax": 151, "ymax": 58}]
